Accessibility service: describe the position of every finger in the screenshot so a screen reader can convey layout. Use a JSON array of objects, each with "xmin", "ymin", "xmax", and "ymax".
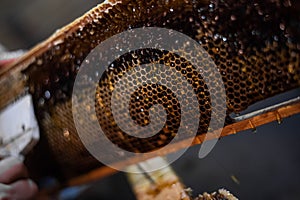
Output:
[
  {"xmin": 8, "ymin": 179, "xmax": 38, "ymax": 200},
  {"xmin": 0, "ymin": 156, "xmax": 24, "ymax": 175},
  {"xmin": 0, "ymin": 163, "xmax": 28, "ymax": 184}
]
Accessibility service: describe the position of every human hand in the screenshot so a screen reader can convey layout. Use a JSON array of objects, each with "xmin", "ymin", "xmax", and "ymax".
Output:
[{"xmin": 0, "ymin": 156, "xmax": 38, "ymax": 200}]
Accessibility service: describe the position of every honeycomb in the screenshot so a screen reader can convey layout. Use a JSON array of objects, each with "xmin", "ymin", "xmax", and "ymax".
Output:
[
  {"xmin": 95, "ymin": 49, "xmax": 217, "ymax": 154},
  {"xmin": 22, "ymin": 0, "xmax": 300, "ymax": 180}
]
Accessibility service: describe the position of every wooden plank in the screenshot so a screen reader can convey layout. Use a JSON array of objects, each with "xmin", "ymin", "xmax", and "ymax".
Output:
[{"xmin": 66, "ymin": 100, "xmax": 300, "ymax": 186}]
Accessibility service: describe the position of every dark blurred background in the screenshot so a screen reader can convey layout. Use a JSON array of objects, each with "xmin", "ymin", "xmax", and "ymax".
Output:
[
  {"xmin": 0, "ymin": 0, "xmax": 100, "ymax": 50},
  {"xmin": 0, "ymin": 0, "xmax": 300, "ymax": 199}
]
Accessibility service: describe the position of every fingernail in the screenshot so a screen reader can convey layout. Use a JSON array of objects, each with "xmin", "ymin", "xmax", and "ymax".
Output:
[
  {"xmin": 14, "ymin": 155, "xmax": 24, "ymax": 162},
  {"xmin": 0, "ymin": 183, "xmax": 12, "ymax": 200},
  {"xmin": 0, "ymin": 156, "xmax": 23, "ymax": 174},
  {"xmin": 28, "ymin": 179, "xmax": 34, "ymax": 188}
]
